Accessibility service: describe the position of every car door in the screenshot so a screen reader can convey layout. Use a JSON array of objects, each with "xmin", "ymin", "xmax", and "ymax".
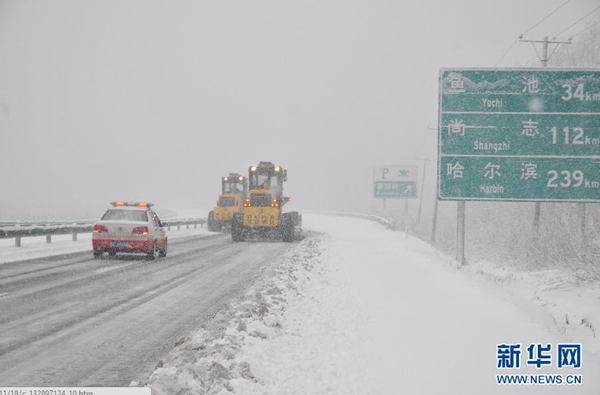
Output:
[{"xmin": 151, "ymin": 211, "xmax": 167, "ymax": 248}]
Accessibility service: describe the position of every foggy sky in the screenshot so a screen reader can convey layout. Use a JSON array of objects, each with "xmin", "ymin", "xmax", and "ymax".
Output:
[{"xmin": 1, "ymin": 0, "xmax": 597, "ymax": 219}]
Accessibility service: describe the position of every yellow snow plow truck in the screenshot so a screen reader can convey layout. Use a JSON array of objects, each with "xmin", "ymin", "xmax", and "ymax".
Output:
[
  {"xmin": 231, "ymin": 161, "xmax": 301, "ymax": 242},
  {"xmin": 208, "ymin": 173, "xmax": 248, "ymax": 232}
]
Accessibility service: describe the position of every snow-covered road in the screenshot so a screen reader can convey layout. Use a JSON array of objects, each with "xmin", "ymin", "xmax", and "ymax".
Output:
[
  {"xmin": 0, "ymin": 234, "xmax": 294, "ymax": 386},
  {"xmin": 145, "ymin": 214, "xmax": 600, "ymax": 394},
  {"xmin": 2, "ymin": 213, "xmax": 598, "ymax": 393},
  {"xmin": 304, "ymin": 215, "xmax": 600, "ymax": 394}
]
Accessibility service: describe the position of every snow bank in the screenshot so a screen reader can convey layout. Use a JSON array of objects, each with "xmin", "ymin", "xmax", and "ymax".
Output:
[
  {"xmin": 466, "ymin": 259, "xmax": 600, "ymax": 359},
  {"xmin": 143, "ymin": 214, "xmax": 600, "ymax": 394},
  {"xmin": 144, "ymin": 235, "xmax": 368, "ymax": 394}
]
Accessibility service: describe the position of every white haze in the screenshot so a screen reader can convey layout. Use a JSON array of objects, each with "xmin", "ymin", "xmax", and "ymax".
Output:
[{"xmin": 0, "ymin": 0, "xmax": 596, "ymax": 219}]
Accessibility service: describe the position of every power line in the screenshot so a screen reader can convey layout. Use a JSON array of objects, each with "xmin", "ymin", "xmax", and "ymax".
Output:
[
  {"xmin": 494, "ymin": 38, "xmax": 519, "ymax": 66},
  {"xmin": 553, "ymin": 4, "xmax": 600, "ymax": 39},
  {"xmin": 521, "ymin": 0, "xmax": 573, "ymax": 37},
  {"xmin": 495, "ymin": 0, "xmax": 572, "ymax": 66},
  {"xmin": 525, "ymin": 51, "xmax": 539, "ymax": 66},
  {"xmin": 570, "ymin": 19, "xmax": 600, "ymax": 38}
]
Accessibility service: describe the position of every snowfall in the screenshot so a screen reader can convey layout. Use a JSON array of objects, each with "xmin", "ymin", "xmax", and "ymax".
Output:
[{"xmin": 2, "ymin": 211, "xmax": 599, "ymax": 394}]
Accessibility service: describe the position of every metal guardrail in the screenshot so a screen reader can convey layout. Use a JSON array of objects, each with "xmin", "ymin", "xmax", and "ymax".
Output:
[
  {"xmin": 0, "ymin": 212, "xmax": 394, "ymax": 247},
  {"xmin": 345, "ymin": 213, "xmax": 394, "ymax": 228},
  {"xmin": 301, "ymin": 210, "xmax": 395, "ymax": 229},
  {"xmin": 0, "ymin": 218, "xmax": 206, "ymax": 247},
  {"xmin": 163, "ymin": 218, "xmax": 206, "ymax": 231},
  {"xmin": 0, "ymin": 220, "xmax": 94, "ymax": 227}
]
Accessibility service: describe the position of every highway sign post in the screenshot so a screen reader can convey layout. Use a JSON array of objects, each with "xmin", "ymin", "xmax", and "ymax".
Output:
[{"xmin": 438, "ymin": 68, "xmax": 600, "ymax": 264}]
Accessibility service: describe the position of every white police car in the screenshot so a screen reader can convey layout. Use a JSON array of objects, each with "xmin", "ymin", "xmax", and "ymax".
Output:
[{"xmin": 92, "ymin": 201, "xmax": 168, "ymax": 259}]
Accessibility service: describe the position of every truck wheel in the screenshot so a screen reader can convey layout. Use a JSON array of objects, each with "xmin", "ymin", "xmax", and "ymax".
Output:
[
  {"xmin": 208, "ymin": 211, "xmax": 218, "ymax": 232},
  {"xmin": 231, "ymin": 213, "xmax": 245, "ymax": 242},
  {"xmin": 93, "ymin": 250, "xmax": 102, "ymax": 259},
  {"xmin": 283, "ymin": 221, "xmax": 295, "ymax": 242}
]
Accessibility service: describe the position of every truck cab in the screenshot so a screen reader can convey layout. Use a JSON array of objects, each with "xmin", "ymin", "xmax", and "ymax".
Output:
[
  {"xmin": 232, "ymin": 162, "xmax": 301, "ymax": 242},
  {"xmin": 208, "ymin": 173, "xmax": 248, "ymax": 232}
]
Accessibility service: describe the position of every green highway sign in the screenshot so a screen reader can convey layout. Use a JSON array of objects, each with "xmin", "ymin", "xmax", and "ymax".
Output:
[
  {"xmin": 374, "ymin": 165, "xmax": 418, "ymax": 199},
  {"xmin": 441, "ymin": 69, "xmax": 600, "ymax": 113},
  {"xmin": 441, "ymin": 113, "xmax": 600, "ymax": 157},
  {"xmin": 374, "ymin": 181, "xmax": 417, "ymax": 198},
  {"xmin": 438, "ymin": 68, "xmax": 600, "ymax": 202},
  {"xmin": 441, "ymin": 156, "xmax": 600, "ymax": 201}
]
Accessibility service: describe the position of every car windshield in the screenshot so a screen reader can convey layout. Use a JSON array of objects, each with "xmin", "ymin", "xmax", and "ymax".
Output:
[{"xmin": 101, "ymin": 209, "xmax": 148, "ymax": 222}]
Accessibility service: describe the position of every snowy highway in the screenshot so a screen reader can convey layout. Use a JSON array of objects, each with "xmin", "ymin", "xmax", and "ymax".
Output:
[
  {"xmin": 144, "ymin": 214, "xmax": 600, "ymax": 394},
  {"xmin": 1, "ymin": 215, "xmax": 599, "ymax": 393},
  {"xmin": 0, "ymin": 233, "xmax": 293, "ymax": 386},
  {"xmin": 3, "ymin": 1, "xmax": 600, "ymax": 393}
]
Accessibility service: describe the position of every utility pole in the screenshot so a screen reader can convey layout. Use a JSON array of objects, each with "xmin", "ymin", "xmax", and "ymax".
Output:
[
  {"xmin": 423, "ymin": 126, "xmax": 438, "ymax": 243},
  {"xmin": 520, "ymin": 36, "xmax": 571, "ymax": 67},
  {"xmin": 457, "ymin": 201, "xmax": 466, "ymax": 265},
  {"xmin": 431, "ymin": 194, "xmax": 438, "ymax": 244},
  {"xmin": 519, "ymin": 36, "xmax": 571, "ymax": 229},
  {"xmin": 415, "ymin": 157, "xmax": 432, "ymax": 225},
  {"xmin": 404, "ymin": 197, "xmax": 409, "ymax": 239}
]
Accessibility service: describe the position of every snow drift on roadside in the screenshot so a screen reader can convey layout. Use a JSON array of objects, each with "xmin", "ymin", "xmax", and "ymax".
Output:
[
  {"xmin": 144, "ymin": 234, "xmax": 374, "ymax": 394},
  {"xmin": 144, "ymin": 214, "xmax": 600, "ymax": 394}
]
